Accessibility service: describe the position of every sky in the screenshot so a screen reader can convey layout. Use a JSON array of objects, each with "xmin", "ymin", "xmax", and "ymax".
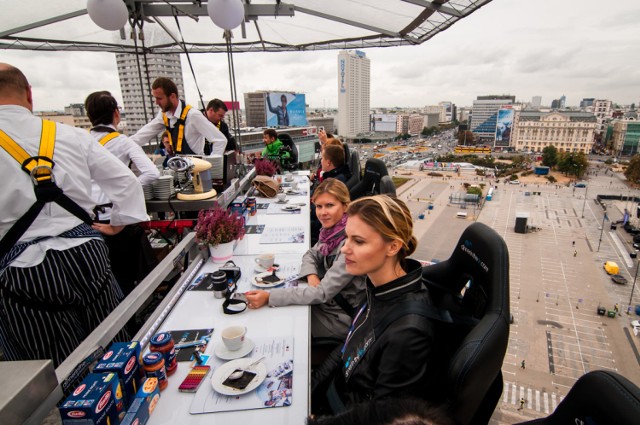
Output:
[{"xmin": 2, "ymin": 0, "xmax": 639, "ymax": 111}]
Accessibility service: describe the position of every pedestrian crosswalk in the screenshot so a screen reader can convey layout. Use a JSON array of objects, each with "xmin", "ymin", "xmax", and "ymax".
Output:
[{"xmin": 502, "ymin": 382, "xmax": 564, "ymax": 414}]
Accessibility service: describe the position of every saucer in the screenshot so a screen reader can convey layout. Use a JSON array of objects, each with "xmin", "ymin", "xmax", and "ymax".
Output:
[
  {"xmin": 253, "ymin": 271, "xmax": 285, "ymax": 288},
  {"xmin": 214, "ymin": 338, "xmax": 255, "ymax": 360},
  {"xmin": 274, "ymin": 199, "xmax": 288, "ymax": 204},
  {"xmin": 211, "ymin": 357, "xmax": 267, "ymax": 396},
  {"xmin": 282, "ymin": 205, "xmax": 301, "ymax": 212}
]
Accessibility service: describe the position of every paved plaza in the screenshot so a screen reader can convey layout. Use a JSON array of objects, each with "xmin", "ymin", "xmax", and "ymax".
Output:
[{"xmin": 395, "ymin": 165, "xmax": 640, "ymax": 423}]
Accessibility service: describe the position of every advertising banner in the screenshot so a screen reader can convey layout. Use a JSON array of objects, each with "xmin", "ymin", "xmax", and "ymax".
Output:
[
  {"xmin": 266, "ymin": 92, "xmax": 308, "ymax": 127},
  {"xmin": 495, "ymin": 109, "xmax": 514, "ymax": 146}
]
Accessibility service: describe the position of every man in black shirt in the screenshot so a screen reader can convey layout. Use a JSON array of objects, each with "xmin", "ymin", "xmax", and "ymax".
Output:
[{"xmin": 205, "ymin": 98, "xmax": 236, "ymax": 152}]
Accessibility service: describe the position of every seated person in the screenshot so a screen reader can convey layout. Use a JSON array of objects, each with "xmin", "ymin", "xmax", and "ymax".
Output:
[
  {"xmin": 313, "ymin": 195, "xmax": 436, "ymax": 411},
  {"xmin": 317, "ymin": 144, "xmax": 351, "ymax": 187},
  {"xmin": 312, "ymin": 135, "xmax": 342, "ymax": 183},
  {"xmin": 245, "ymin": 179, "xmax": 365, "ymax": 341},
  {"xmin": 261, "ymin": 128, "xmax": 291, "ymax": 164}
]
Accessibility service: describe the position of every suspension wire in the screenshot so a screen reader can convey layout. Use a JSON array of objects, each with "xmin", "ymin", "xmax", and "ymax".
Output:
[
  {"xmin": 173, "ymin": 15, "xmax": 205, "ymax": 111},
  {"xmin": 225, "ymin": 30, "xmax": 242, "ymax": 153},
  {"xmin": 129, "ymin": 16, "xmax": 149, "ymax": 125}
]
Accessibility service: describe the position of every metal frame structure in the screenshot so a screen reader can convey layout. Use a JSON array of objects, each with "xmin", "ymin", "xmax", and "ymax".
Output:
[{"xmin": 1, "ymin": 0, "xmax": 493, "ymax": 54}]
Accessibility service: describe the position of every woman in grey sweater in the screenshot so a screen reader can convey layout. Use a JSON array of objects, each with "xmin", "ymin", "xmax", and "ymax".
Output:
[{"xmin": 246, "ymin": 179, "xmax": 365, "ymax": 340}]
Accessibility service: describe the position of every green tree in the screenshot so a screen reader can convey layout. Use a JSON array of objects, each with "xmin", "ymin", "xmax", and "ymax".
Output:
[
  {"xmin": 541, "ymin": 145, "xmax": 559, "ymax": 168},
  {"xmin": 624, "ymin": 154, "xmax": 640, "ymax": 184},
  {"xmin": 457, "ymin": 130, "xmax": 475, "ymax": 145},
  {"xmin": 557, "ymin": 152, "xmax": 588, "ymax": 178}
]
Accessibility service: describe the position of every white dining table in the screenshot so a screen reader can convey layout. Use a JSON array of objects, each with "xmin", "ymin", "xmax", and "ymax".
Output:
[{"xmin": 146, "ymin": 172, "xmax": 312, "ymax": 425}]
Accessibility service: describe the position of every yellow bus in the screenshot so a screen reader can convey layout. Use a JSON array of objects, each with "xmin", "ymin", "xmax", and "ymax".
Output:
[{"xmin": 454, "ymin": 145, "xmax": 491, "ymax": 154}]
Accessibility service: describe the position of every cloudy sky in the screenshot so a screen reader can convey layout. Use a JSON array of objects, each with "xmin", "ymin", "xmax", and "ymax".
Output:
[{"xmin": 3, "ymin": 0, "xmax": 639, "ymax": 111}]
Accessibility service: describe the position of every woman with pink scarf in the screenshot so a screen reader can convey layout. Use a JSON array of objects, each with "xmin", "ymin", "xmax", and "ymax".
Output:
[{"xmin": 246, "ymin": 179, "xmax": 366, "ymax": 340}]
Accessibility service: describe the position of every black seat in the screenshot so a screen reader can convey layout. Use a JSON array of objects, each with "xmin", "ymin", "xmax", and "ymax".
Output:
[
  {"xmin": 516, "ymin": 370, "xmax": 640, "ymax": 424},
  {"xmin": 342, "ymin": 142, "xmax": 351, "ymax": 167},
  {"xmin": 421, "ymin": 222, "xmax": 510, "ymax": 425},
  {"xmin": 349, "ymin": 158, "xmax": 387, "ymax": 200},
  {"xmin": 379, "ymin": 175, "xmax": 396, "ymax": 197},
  {"xmin": 278, "ymin": 133, "xmax": 298, "ymax": 170},
  {"xmin": 344, "ymin": 149, "xmax": 360, "ymax": 190}
]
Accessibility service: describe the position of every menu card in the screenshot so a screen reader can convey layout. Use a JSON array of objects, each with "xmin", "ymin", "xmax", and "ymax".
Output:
[{"xmin": 189, "ymin": 336, "xmax": 294, "ymax": 414}]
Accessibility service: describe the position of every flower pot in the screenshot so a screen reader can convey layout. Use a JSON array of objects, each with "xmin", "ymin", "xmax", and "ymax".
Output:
[{"xmin": 209, "ymin": 241, "xmax": 235, "ymax": 263}]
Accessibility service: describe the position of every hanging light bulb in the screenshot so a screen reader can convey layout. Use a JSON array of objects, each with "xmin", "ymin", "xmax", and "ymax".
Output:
[
  {"xmin": 87, "ymin": 0, "xmax": 129, "ymax": 31},
  {"xmin": 207, "ymin": 0, "xmax": 245, "ymax": 30}
]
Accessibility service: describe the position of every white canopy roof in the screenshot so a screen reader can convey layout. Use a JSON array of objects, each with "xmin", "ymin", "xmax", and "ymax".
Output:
[{"xmin": 1, "ymin": 0, "xmax": 493, "ymax": 54}]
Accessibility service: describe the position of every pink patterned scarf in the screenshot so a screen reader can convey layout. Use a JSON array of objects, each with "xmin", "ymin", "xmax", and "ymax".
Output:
[{"xmin": 318, "ymin": 213, "xmax": 348, "ymax": 256}]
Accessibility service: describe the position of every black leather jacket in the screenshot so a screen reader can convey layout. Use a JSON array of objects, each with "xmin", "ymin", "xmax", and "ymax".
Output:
[{"xmin": 316, "ymin": 259, "xmax": 436, "ymax": 405}]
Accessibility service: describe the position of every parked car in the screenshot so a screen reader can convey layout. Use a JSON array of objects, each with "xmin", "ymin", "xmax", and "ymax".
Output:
[
  {"xmin": 611, "ymin": 274, "xmax": 628, "ymax": 285},
  {"xmin": 632, "ymin": 320, "xmax": 640, "ymax": 331},
  {"xmin": 633, "ymin": 234, "xmax": 640, "ymax": 243},
  {"xmin": 575, "ymin": 183, "xmax": 587, "ymax": 188},
  {"xmin": 509, "ymin": 180, "xmax": 520, "ymax": 185},
  {"xmin": 633, "ymin": 242, "xmax": 640, "ymax": 250}
]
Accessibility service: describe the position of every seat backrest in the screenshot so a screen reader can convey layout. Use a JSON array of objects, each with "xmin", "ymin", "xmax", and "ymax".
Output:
[
  {"xmin": 515, "ymin": 370, "xmax": 640, "ymax": 425},
  {"xmin": 379, "ymin": 175, "xmax": 396, "ymax": 197},
  {"xmin": 349, "ymin": 158, "xmax": 388, "ymax": 200},
  {"xmin": 345, "ymin": 149, "xmax": 360, "ymax": 190},
  {"xmin": 421, "ymin": 222, "xmax": 510, "ymax": 425},
  {"xmin": 278, "ymin": 133, "xmax": 298, "ymax": 170},
  {"xmin": 342, "ymin": 142, "xmax": 351, "ymax": 166}
]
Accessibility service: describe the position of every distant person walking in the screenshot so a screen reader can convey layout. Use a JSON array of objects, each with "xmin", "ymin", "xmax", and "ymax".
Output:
[
  {"xmin": 520, "ymin": 359, "xmax": 526, "ymax": 369},
  {"xmin": 519, "ymin": 397, "xmax": 525, "ymax": 410},
  {"xmin": 573, "ymin": 250, "xmax": 577, "ymax": 257},
  {"xmin": 572, "ymin": 241, "xmax": 575, "ymax": 247}
]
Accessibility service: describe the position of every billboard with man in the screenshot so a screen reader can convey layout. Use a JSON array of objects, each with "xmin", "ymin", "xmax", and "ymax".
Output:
[
  {"xmin": 495, "ymin": 108, "xmax": 514, "ymax": 147},
  {"xmin": 266, "ymin": 92, "xmax": 308, "ymax": 127}
]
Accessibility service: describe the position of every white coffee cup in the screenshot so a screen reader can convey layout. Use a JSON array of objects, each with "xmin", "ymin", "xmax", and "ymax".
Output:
[
  {"xmin": 255, "ymin": 253, "xmax": 275, "ymax": 269},
  {"xmin": 221, "ymin": 325, "xmax": 247, "ymax": 351},
  {"xmin": 291, "ymin": 181, "xmax": 299, "ymax": 191},
  {"xmin": 277, "ymin": 193, "xmax": 287, "ymax": 202},
  {"xmin": 284, "ymin": 172, "xmax": 293, "ymax": 182}
]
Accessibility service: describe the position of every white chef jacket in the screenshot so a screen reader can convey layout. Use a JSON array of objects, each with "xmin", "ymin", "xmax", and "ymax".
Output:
[
  {"xmin": 90, "ymin": 125, "xmax": 160, "ymax": 218},
  {"xmin": 0, "ymin": 105, "xmax": 149, "ymax": 268},
  {"xmin": 130, "ymin": 101, "xmax": 227, "ymax": 155}
]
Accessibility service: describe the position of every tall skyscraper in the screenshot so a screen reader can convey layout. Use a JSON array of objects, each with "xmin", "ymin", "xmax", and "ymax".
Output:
[
  {"xmin": 337, "ymin": 50, "xmax": 370, "ymax": 139},
  {"xmin": 116, "ymin": 53, "xmax": 184, "ymax": 136},
  {"xmin": 531, "ymin": 96, "xmax": 542, "ymax": 108}
]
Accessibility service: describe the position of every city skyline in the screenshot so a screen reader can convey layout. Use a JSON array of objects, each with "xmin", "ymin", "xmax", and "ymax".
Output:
[{"xmin": 2, "ymin": 0, "xmax": 639, "ymax": 111}]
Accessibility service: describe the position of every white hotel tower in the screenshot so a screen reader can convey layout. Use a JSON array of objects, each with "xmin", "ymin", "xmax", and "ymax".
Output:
[
  {"xmin": 116, "ymin": 53, "xmax": 185, "ymax": 137},
  {"xmin": 337, "ymin": 50, "xmax": 370, "ymax": 139}
]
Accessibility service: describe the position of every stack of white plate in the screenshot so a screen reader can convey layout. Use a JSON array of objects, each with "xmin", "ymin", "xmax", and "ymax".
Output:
[
  {"xmin": 142, "ymin": 184, "xmax": 154, "ymax": 201},
  {"xmin": 204, "ymin": 155, "xmax": 224, "ymax": 180},
  {"xmin": 153, "ymin": 175, "xmax": 175, "ymax": 200}
]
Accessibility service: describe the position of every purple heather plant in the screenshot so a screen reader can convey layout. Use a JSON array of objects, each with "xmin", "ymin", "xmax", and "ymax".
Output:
[
  {"xmin": 254, "ymin": 158, "xmax": 277, "ymax": 177},
  {"xmin": 195, "ymin": 203, "xmax": 245, "ymax": 246}
]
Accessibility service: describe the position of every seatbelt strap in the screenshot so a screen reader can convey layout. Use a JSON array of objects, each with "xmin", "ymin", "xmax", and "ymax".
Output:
[
  {"xmin": 0, "ymin": 120, "xmax": 93, "ymax": 258},
  {"xmin": 162, "ymin": 100, "xmax": 191, "ymax": 153},
  {"xmin": 99, "ymin": 132, "xmax": 119, "ymax": 146}
]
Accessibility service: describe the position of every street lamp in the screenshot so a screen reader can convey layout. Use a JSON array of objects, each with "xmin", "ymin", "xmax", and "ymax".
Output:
[
  {"xmin": 597, "ymin": 206, "xmax": 607, "ymax": 252},
  {"xmin": 629, "ymin": 259, "xmax": 639, "ymax": 314},
  {"xmin": 581, "ymin": 185, "xmax": 588, "ymax": 218}
]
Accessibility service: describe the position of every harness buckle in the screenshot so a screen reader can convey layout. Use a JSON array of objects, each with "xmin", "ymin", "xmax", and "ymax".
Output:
[{"xmin": 29, "ymin": 165, "xmax": 55, "ymax": 186}]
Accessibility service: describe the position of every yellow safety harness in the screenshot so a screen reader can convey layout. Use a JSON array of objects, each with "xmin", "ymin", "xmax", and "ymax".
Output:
[
  {"xmin": 99, "ymin": 132, "xmax": 119, "ymax": 146},
  {"xmin": 0, "ymin": 120, "xmax": 92, "ymax": 257},
  {"xmin": 162, "ymin": 100, "xmax": 192, "ymax": 154}
]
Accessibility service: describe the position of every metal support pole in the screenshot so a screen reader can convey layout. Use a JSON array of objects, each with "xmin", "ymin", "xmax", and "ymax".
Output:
[
  {"xmin": 581, "ymin": 185, "xmax": 588, "ymax": 218},
  {"xmin": 597, "ymin": 207, "xmax": 607, "ymax": 252},
  {"xmin": 628, "ymin": 259, "xmax": 639, "ymax": 314}
]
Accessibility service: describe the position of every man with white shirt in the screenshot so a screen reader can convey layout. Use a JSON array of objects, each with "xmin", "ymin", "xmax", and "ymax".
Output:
[
  {"xmin": 130, "ymin": 77, "xmax": 226, "ymax": 156},
  {"xmin": 0, "ymin": 63, "xmax": 148, "ymax": 366}
]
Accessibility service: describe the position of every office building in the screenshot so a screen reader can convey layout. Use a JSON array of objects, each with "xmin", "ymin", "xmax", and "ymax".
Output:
[
  {"xmin": 116, "ymin": 53, "xmax": 184, "ymax": 136},
  {"xmin": 395, "ymin": 114, "xmax": 424, "ymax": 135},
  {"xmin": 337, "ymin": 50, "xmax": 371, "ymax": 139},
  {"xmin": 470, "ymin": 95, "xmax": 515, "ymax": 143},
  {"xmin": 438, "ymin": 101, "xmax": 455, "ymax": 123},
  {"xmin": 513, "ymin": 111, "xmax": 596, "ymax": 154},
  {"xmin": 580, "ymin": 98, "xmax": 595, "ymax": 108},
  {"xmin": 531, "ymin": 96, "xmax": 542, "ymax": 108},
  {"xmin": 593, "ymin": 99, "xmax": 612, "ymax": 134},
  {"xmin": 611, "ymin": 119, "xmax": 640, "ymax": 156}
]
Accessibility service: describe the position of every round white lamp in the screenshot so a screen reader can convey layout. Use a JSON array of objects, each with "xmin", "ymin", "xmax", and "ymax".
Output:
[
  {"xmin": 207, "ymin": 0, "xmax": 245, "ymax": 30},
  {"xmin": 87, "ymin": 0, "xmax": 129, "ymax": 31}
]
